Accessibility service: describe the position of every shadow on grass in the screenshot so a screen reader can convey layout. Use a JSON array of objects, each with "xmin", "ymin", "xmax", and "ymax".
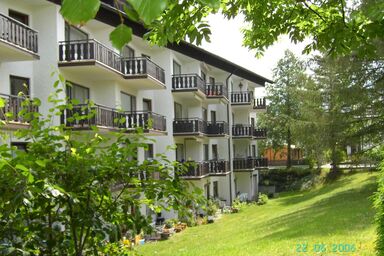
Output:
[
  {"xmin": 255, "ymin": 175, "xmax": 377, "ymax": 241},
  {"xmin": 276, "ymin": 174, "xmax": 376, "ymax": 206}
]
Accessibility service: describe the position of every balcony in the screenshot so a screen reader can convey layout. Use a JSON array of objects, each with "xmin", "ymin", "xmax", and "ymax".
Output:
[
  {"xmin": 179, "ymin": 160, "xmax": 230, "ymax": 179},
  {"xmin": 173, "ymin": 118, "xmax": 207, "ymax": 136},
  {"xmin": 232, "ymin": 125, "xmax": 267, "ymax": 139},
  {"xmin": 254, "ymin": 97, "xmax": 266, "ymax": 110},
  {"xmin": 58, "ymin": 40, "xmax": 165, "ymax": 89},
  {"xmin": 205, "ymin": 83, "xmax": 228, "ymax": 102},
  {"xmin": 61, "ymin": 103, "xmax": 166, "ymax": 134},
  {"xmin": 233, "ymin": 157, "xmax": 268, "ymax": 171},
  {"xmin": 207, "ymin": 121, "xmax": 229, "ymax": 137},
  {"xmin": 0, "ymin": 93, "xmax": 38, "ymax": 127},
  {"xmin": 0, "ymin": 13, "xmax": 39, "ymax": 61},
  {"xmin": 231, "ymin": 91, "xmax": 253, "ymax": 105}
]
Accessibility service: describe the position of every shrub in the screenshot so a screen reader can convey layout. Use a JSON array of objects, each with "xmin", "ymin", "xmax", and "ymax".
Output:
[
  {"xmin": 232, "ymin": 198, "xmax": 247, "ymax": 212},
  {"xmin": 374, "ymin": 156, "xmax": 384, "ymax": 255},
  {"xmin": 257, "ymin": 193, "xmax": 269, "ymax": 205}
]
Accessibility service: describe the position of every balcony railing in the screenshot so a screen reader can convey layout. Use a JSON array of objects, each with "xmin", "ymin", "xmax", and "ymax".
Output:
[
  {"xmin": 121, "ymin": 57, "xmax": 165, "ymax": 83},
  {"xmin": 180, "ymin": 160, "xmax": 229, "ymax": 178},
  {"xmin": 58, "ymin": 40, "xmax": 165, "ymax": 84},
  {"xmin": 61, "ymin": 103, "xmax": 166, "ymax": 132},
  {"xmin": 0, "ymin": 13, "xmax": 38, "ymax": 54},
  {"xmin": 172, "ymin": 74, "xmax": 205, "ymax": 92},
  {"xmin": 59, "ymin": 40, "xmax": 121, "ymax": 71},
  {"xmin": 232, "ymin": 125, "xmax": 267, "ymax": 138},
  {"xmin": 254, "ymin": 98, "xmax": 266, "ymax": 109},
  {"xmin": 207, "ymin": 121, "xmax": 229, "ymax": 136},
  {"xmin": 173, "ymin": 118, "xmax": 207, "ymax": 135},
  {"xmin": 233, "ymin": 158, "xmax": 268, "ymax": 170},
  {"xmin": 206, "ymin": 83, "xmax": 228, "ymax": 99},
  {"xmin": 231, "ymin": 91, "xmax": 253, "ymax": 104},
  {"xmin": 0, "ymin": 93, "xmax": 38, "ymax": 124}
]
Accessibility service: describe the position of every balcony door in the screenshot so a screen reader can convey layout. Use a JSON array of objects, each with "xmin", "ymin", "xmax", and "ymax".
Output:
[
  {"xmin": 174, "ymin": 102, "xmax": 182, "ymax": 119},
  {"xmin": 209, "ymin": 77, "xmax": 215, "ymax": 85},
  {"xmin": 203, "ymin": 144, "xmax": 209, "ymax": 161},
  {"xmin": 121, "ymin": 92, "xmax": 136, "ymax": 112},
  {"xmin": 210, "ymin": 111, "xmax": 216, "ymax": 123},
  {"xmin": 9, "ymin": 10, "xmax": 29, "ymax": 25},
  {"xmin": 173, "ymin": 60, "xmax": 181, "ymax": 75},
  {"xmin": 10, "ymin": 75, "xmax": 29, "ymax": 96},
  {"xmin": 143, "ymin": 99, "xmax": 152, "ymax": 112},
  {"xmin": 65, "ymin": 23, "xmax": 88, "ymax": 41},
  {"xmin": 121, "ymin": 45, "xmax": 135, "ymax": 58},
  {"xmin": 67, "ymin": 83, "xmax": 89, "ymax": 104},
  {"xmin": 176, "ymin": 144, "xmax": 184, "ymax": 162},
  {"xmin": 202, "ymin": 108, "xmax": 207, "ymax": 122},
  {"xmin": 212, "ymin": 144, "xmax": 218, "ymax": 160}
]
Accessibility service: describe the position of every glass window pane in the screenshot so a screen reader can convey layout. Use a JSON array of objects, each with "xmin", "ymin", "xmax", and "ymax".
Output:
[
  {"xmin": 173, "ymin": 60, "xmax": 181, "ymax": 75},
  {"xmin": 10, "ymin": 76, "xmax": 29, "ymax": 96}
]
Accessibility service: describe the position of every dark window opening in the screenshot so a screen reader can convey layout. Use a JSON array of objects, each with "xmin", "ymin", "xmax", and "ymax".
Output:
[
  {"xmin": 10, "ymin": 75, "xmax": 30, "ymax": 96},
  {"xmin": 9, "ymin": 10, "xmax": 29, "ymax": 25},
  {"xmin": 67, "ymin": 83, "xmax": 89, "ymax": 104}
]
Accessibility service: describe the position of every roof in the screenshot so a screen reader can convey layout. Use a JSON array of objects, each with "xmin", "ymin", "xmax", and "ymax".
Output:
[{"xmin": 48, "ymin": 0, "xmax": 273, "ymax": 85}]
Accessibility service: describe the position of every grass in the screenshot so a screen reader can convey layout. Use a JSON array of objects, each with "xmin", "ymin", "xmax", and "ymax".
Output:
[{"xmin": 139, "ymin": 172, "xmax": 378, "ymax": 256}]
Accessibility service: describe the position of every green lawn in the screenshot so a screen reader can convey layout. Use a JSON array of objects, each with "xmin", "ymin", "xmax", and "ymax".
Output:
[{"xmin": 139, "ymin": 172, "xmax": 377, "ymax": 256}]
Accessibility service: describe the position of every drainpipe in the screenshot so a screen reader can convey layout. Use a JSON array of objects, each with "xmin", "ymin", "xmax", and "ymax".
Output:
[{"xmin": 226, "ymin": 70, "xmax": 237, "ymax": 205}]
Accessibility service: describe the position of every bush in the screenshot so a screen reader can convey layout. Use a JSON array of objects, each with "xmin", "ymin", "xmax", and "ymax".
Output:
[
  {"xmin": 232, "ymin": 198, "xmax": 247, "ymax": 212},
  {"xmin": 257, "ymin": 193, "xmax": 269, "ymax": 205},
  {"xmin": 374, "ymin": 159, "xmax": 384, "ymax": 255}
]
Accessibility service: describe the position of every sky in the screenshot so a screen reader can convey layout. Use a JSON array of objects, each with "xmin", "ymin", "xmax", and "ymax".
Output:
[{"xmin": 201, "ymin": 14, "xmax": 309, "ymax": 82}]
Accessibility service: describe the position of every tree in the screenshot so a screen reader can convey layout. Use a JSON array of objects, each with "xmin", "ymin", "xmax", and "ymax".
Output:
[
  {"xmin": 259, "ymin": 50, "xmax": 307, "ymax": 168},
  {"xmin": 0, "ymin": 76, "xmax": 205, "ymax": 255},
  {"xmin": 60, "ymin": 0, "xmax": 383, "ymax": 57}
]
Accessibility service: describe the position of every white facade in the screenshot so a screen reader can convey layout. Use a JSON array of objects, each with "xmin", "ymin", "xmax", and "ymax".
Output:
[{"xmin": 0, "ymin": 0, "xmax": 270, "ymax": 214}]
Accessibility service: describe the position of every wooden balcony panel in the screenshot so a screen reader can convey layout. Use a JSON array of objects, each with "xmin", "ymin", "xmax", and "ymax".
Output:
[
  {"xmin": 0, "ymin": 13, "xmax": 39, "ymax": 61},
  {"xmin": 206, "ymin": 83, "xmax": 228, "ymax": 99},
  {"xmin": 172, "ymin": 74, "xmax": 205, "ymax": 92},
  {"xmin": 207, "ymin": 121, "xmax": 229, "ymax": 136},
  {"xmin": 254, "ymin": 97, "xmax": 266, "ymax": 109},
  {"xmin": 230, "ymin": 91, "xmax": 253, "ymax": 105},
  {"xmin": 0, "ymin": 93, "xmax": 38, "ymax": 126},
  {"xmin": 173, "ymin": 118, "xmax": 207, "ymax": 136},
  {"xmin": 233, "ymin": 158, "xmax": 268, "ymax": 171}
]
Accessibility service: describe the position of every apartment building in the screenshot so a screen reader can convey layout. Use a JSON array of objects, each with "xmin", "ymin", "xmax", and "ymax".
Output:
[{"xmin": 0, "ymin": 0, "xmax": 271, "ymax": 216}]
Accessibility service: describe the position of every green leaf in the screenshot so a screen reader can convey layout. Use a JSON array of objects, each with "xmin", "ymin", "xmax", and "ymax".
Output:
[
  {"xmin": 0, "ymin": 98, "xmax": 5, "ymax": 108},
  {"xmin": 35, "ymin": 160, "xmax": 46, "ymax": 168},
  {"xmin": 123, "ymin": 4, "xmax": 139, "ymax": 22},
  {"xmin": 110, "ymin": 24, "xmax": 133, "ymax": 50},
  {"xmin": 127, "ymin": 0, "xmax": 168, "ymax": 25},
  {"xmin": 198, "ymin": 0, "xmax": 220, "ymax": 9},
  {"xmin": 60, "ymin": 0, "xmax": 100, "ymax": 24},
  {"xmin": 16, "ymin": 164, "xmax": 29, "ymax": 172}
]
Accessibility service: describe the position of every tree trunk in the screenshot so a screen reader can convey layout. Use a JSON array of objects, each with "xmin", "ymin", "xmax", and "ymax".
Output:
[{"xmin": 287, "ymin": 127, "xmax": 292, "ymax": 169}]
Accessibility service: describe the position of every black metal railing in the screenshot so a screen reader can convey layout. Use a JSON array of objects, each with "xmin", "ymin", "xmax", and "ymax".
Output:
[
  {"xmin": 0, "ymin": 93, "xmax": 38, "ymax": 123},
  {"xmin": 58, "ymin": 40, "xmax": 122, "ymax": 71},
  {"xmin": 206, "ymin": 83, "xmax": 228, "ymax": 99},
  {"xmin": 207, "ymin": 121, "xmax": 229, "ymax": 136},
  {"xmin": 61, "ymin": 103, "xmax": 166, "ymax": 132},
  {"xmin": 172, "ymin": 74, "xmax": 205, "ymax": 92},
  {"xmin": 233, "ymin": 158, "xmax": 268, "ymax": 170},
  {"xmin": 121, "ymin": 57, "xmax": 165, "ymax": 83},
  {"xmin": 254, "ymin": 97, "xmax": 266, "ymax": 109},
  {"xmin": 173, "ymin": 118, "xmax": 207, "ymax": 134},
  {"xmin": 253, "ymin": 128, "xmax": 267, "ymax": 138},
  {"xmin": 231, "ymin": 91, "xmax": 253, "ymax": 104},
  {"xmin": 0, "ymin": 13, "xmax": 38, "ymax": 54}
]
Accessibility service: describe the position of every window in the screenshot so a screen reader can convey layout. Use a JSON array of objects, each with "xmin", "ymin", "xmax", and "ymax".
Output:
[
  {"xmin": 67, "ymin": 83, "xmax": 89, "ymax": 104},
  {"xmin": 213, "ymin": 181, "xmax": 218, "ymax": 198},
  {"xmin": 121, "ymin": 45, "xmax": 135, "ymax": 58},
  {"xmin": 10, "ymin": 76, "xmax": 29, "ymax": 96},
  {"xmin": 9, "ymin": 10, "xmax": 29, "ymax": 25},
  {"xmin": 173, "ymin": 60, "xmax": 181, "ymax": 75},
  {"xmin": 212, "ymin": 144, "xmax": 218, "ymax": 160},
  {"xmin": 65, "ymin": 23, "xmax": 88, "ymax": 41},
  {"xmin": 210, "ymin": 111, "xmax": 216, "ymax": 123},
  {"xmin": 174, "ymin": 102, "xmax": 182, "ymax": 119},
  {"xmin": 202, "ymin": 108, "xmax": 207, "ymax": 122},
  {"xmin": 204, "ymin": 183, "xmax": 210, "ymax": 200},
  {"xmin": 176, "ymin": 144, "xmax": 184, "ymax": 162},
  {"xmin": 252, "ymin": 145, "xmax": 256, "ymax": 157},
  {"xmin": 143, "ymin": 99, "xmax": 152, "ymax": 112},
  {"xmin": 203, "ymin": 144, "xmax": 209, "ymax": 161},
  {"xmin": 209, "ymin": 77, "xmax": 215, "ymax": 85},
  {"xmin": 201, "ymin": 71, "xmax": 206, "ymax": 82},
  {"xmin": 144, "ymin": 144, "xmax": 154, "ymax": 160},
  {"xmin": 121, "ymin": 92, "xmax": 136, "ymax": 111},
  {"xmin": 11, "ymin": 142, "xmax": 28, "ymax": 157},
  {"xmin": 250, "ymin": 117, "xmax": 255, "ymax": 126}
]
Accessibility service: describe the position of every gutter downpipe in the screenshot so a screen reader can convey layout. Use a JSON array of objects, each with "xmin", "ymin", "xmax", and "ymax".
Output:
[{"xmin": 226, "ymin": 70, "xmax": 237, "ymax": 205}]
